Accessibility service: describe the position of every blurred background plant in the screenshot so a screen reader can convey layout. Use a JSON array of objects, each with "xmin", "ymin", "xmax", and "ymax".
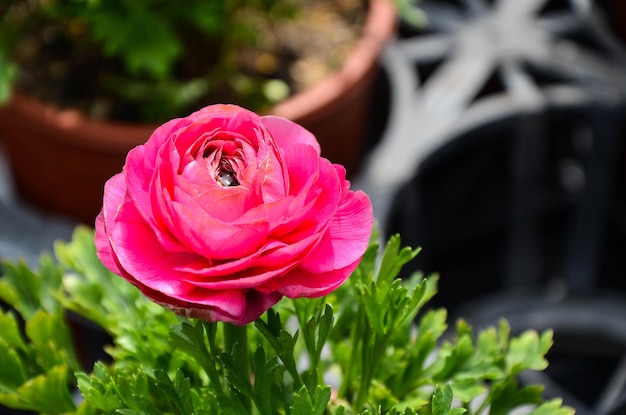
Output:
[{"xmin": 0, "ymin": 0, "xmax": 367, "ymax": 122}]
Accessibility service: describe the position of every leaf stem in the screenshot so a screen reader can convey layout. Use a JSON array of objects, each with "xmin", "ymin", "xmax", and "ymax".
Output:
[
  {"xmin": 337, "ymin": 310, "xmax": 362, "ymax": 399},
  {"xmin": 199, "ymin": 321, "xmax": 225, "ymax": 396},
  {"xmin": 293, "ymin": 299, "xmax": 323, "ymax": 391},
  {"xmin": 223, "ymin": 323, "xmax": 251, "ymax": 412}
]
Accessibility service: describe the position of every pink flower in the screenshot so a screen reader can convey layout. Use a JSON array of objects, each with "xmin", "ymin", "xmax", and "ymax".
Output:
[{"xmin": 95, "ymin": 104, "xmax": 373, "ymax": 325}]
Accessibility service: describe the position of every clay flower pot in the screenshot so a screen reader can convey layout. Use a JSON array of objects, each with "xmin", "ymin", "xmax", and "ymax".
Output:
[{"xmin": 0, "ymin": 0, "xmax": 396, "ymax": 224}]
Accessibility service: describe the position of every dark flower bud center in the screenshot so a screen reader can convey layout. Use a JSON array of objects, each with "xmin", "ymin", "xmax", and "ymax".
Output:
[{"xmin": 216, "ymin": 158, "xmax": 239, "ymax": 187}]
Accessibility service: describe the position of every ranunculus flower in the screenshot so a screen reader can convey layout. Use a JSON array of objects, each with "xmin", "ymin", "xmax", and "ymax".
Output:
[{"xmin": 95, "ymin": 104, "xmax": 373, "ymax": 325}]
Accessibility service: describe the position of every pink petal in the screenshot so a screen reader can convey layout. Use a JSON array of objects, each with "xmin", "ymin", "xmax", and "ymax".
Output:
[
  {"xmin": 174, "ymin": 172, "xmax": 249, "ymax": 222},
  {"xmin": 281, "ymin": 143, "xmax": 320, "ymax": 194},
  {"xmin": 278, "ymin": 257, "xmax": 363, "ymax": 298},
  {"xmin": 300, "ymin": 188, "xmax": 373, "ymax": 273},
  {"xmin": 170, "ymin": 200, "xmax": 266, "ymax": 260},
  {"xmin": 178, "ymin": 232, "xmax": 320, "ymax": 289},
  {"xmin": 261, "ymin": 115, "xmax": 321, "ymax": 155},
  {"xmin": 94, "ymin": 212, "xmax": 121, "ymax": 275},
  {"xmin": 109, "ymin": 196, "xmax": 203, "ymax": 297},
  {"xmin": 181, "ymin": 290, "xmax": 283, "ymax": 325}
]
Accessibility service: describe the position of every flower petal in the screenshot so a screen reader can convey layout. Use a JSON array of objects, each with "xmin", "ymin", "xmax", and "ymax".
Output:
[
  {"xmin": 299, "ymin": 188, "xmax": 373, "ymax": 273},
  {"xmin": 261, "ymin": 115, "xmax": 321, "ymax": 155}
]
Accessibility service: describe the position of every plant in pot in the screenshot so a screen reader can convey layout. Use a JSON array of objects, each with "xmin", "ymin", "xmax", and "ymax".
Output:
[
  {"xmin": 0, "ymin": 101, "xmax": 573, "ymax": 413},
  {"xmin": 0, "ymin": 0, "xmax": 396, "ymax": 223}
]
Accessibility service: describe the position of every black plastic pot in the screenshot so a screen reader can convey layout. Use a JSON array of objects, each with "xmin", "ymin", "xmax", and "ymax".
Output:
[{"xmin": 375, "ymin": 3, "xmax": 626, "ymax": 409}]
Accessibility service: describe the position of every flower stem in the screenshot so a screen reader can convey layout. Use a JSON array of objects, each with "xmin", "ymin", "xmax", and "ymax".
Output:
[
  {"xmin": 223, "ymin": 323, "xmax": 251, "ymax": 412},
  {"xmin": 200, "ymin": 322, "xmax": 225, "ymax": 396}
]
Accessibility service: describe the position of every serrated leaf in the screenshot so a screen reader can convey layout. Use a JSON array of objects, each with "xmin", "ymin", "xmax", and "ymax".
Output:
[
  {"xmin": 506, "ymin": 331, "xmax": 551, "ymax": 376},
  {"xmin": 116, "ymin": 370, "xmax": 151, "ymax": 408},
  {"xmin": 0, "ymin": 310, "xmax": 27, "ymax": 350},
  {"xmin": 352, "ymin": 225, "xmax": 381, "ymax": 280},
  {"xmin": 431, "ymin": 384, "xmax": 453, "ymax": 415},
  {"xmin": 476, "ymin": 327, "xmax": 499, "ymax": 359},
  {"xmin": 88, "ymin": 6, "xmax": 181, "ymax": 78},
  {"xmin": 220, "ymin": 352, "xmax": 253, "ymax": 398},
  {"xmin": 450, "ymin": 380, "xmax": 486, "ymax": 402},
  {"xmin": 316, "ymin": 304, "xmax": 334, "ymax": 354},
  {"xmin": 436, "ymin": 334, "xmax": 474, "ymax": 380},
  {"xmin": 251, "ymin": 347, "xmax": 278, "ymax": 415},
  {"xmin": 127, "ymin": 393, "xmax": 162, "ymax": 415},
  {"xmin": 490, "ymin": 381, "xmax": 543, "ymax": 415},
  {"xmin": 0, "ymin": 339, "xmax": 27, "ymax": 391},
  {"xmin": 497, "ymin": 320, "xmax": 511, "ymax": 352},
  {"xmin": 255, "ymin": 311, "xmax": 302, "ymax": 388},
  {"xmin": 153, "ymin": 369, "xmax": 194, "ymax": 415},
  {"xmin": 25, "ymin": 309, "xmax": 78, "ymax": 371},
  {"xmin": 16, "ymin": 365, "xmax": 75, "ymax": 414},
  {"xmin": 377, "ymin": 235, "xmax": 421, "ymax": 285},
  {"xmin": 0, "ymin": 261, "xmax": 42, "ymax": 320},
  {"xmin": 528, "ymin": 399, "xmax": 575, "ymax": 415},
  {"xmin": 455, "ymin": 361, "xmax": 503, "ymax": 381},
  {"xmin": 76, "ymin": 364, "xmax": 123, "ymax": 412},
  {"xmin": 169, "ymin": 320, "xmax": 213, "ymax": 369},
  {"xmin": 291, "ymin": 385, "xmax": 331, "ymax": 415},
  {"xmin": 215, "ymin": 391, "xmax": 249, "ymax": 414},
  {"xmin": 190, "ymin": 388, "xmax": 219, "ymax": 414}
]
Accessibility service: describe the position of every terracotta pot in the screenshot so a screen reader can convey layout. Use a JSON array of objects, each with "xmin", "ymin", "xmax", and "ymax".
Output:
[{"xmin": 0, "ymin": 0, "xmax": 396, "ymax": 224}]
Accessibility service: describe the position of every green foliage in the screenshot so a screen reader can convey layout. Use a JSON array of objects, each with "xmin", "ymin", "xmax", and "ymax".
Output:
[
  {"xmin": 0, "ymin": 260, "xmax": 78, "ymax": 413},
  {"xmin": 0, "ymin": 226, "xmax": 574, "ymax": 414},
  {"xmin": 0, "ymin": 0, "xmax": 300, "ymax": 118},
  {"xmin": 0, "ymin": 51, "xmax": 16, "ymax": 103},
  {"xmin": 394, "ymin": 0, "xmax": 428, "ymax": 28}
]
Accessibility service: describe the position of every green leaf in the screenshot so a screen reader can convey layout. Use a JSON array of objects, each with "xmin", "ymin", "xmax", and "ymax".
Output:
[
  {"xmin": 435, "ymin": 334, "xmax": 474, "ymax": 380},
  {"xmin": 117, "ymin": 410, "xmax": 145, "ymax": 415},
  {"xmin": 153, "ymin": 369, "xmax": 194, "ymax": 415},
  {"xmin": 25, "ymin": 309, "xmax": 78, "ymax": 371},
  {"xmin": 169, "ymin": 320, "xmax": 223, "ymax": 395},
  {"xmin": 16, "ymin": 365, "xmax": 76, "ymax": 414},
  {"xmin": 125, "ymin": 394, "xmax": 162, "ymax": 415},
  {"xmin": 0, "ymin": 50, "xmax": 16, "ymax": 104},
  {"xmin": 0, "ymin": 338, "xmax": 27, "ymax": 391},
  {"xmin": 357, "ymin": 233, "xmax": 381, "ymax": 282},
  {"xmin": 76, "ymin": 364, "xmax": 123, "ymax": 412},
  {"xmin": 506, "ymin": 330, "xmax": 553, "ymax": 376},
  {"xmin": 450, "ymin": 379, "xmax": 486, "ymax": 402},
  {"xmin": 489, "ymin": 381, "xmax": 544, "ymax": 415},
  {"xmin": 377, "ymin": 234, "xmax": 421, "ymax": 285},
  {"xmin": 431, "ymin": 384, "xmax": 453, "ymax": 415},
  {"xmin": 291, "ymin": 385, "xmax": 331, "ymax": 415},
  {"xmin": 316, "ymin": 304, "xmax": 334, "ymax": 356},
  {"xmin": 221, "ymin": 351, "xmax": 253, "ymax": 399},
  {"xmin": 0, "ymin": 310, "xmax": 27, "ymax": 350},
  {"xmin": 87, "ymin": 5, "xmax": 181, "ymax": 78},
  {"xmin": 454, "ymin": 361, "xmax": 502, "ymax": 382},
  {"xmin": 395, "ymin": 0, "xmax": 428, "ymax": 28},
  {"xmin": 251, "ymin": 347, "xmax": 278, "ymax": 415},
  {"xmin": 0, "ymin": 261, "xmax": 42, "ymax": 320},
  {"xmin": 190, "ymin": 388, "xmax": 220, "ymax": 414},
  {"xmin": 1, "ymin": 254, "xmax": 65, "ymax": 320},
  {"xmin": 255, "ymin": 309, "xmax": 303, "ymax": 389},
  {"xmin": 528, "ymin": 399, "xmax": 575, "ymax": 415}
]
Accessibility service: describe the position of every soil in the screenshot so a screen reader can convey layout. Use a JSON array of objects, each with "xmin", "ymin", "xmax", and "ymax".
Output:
[{"xmin": 11, "ymin": 0, "xmax": 367, "ymax": 123}]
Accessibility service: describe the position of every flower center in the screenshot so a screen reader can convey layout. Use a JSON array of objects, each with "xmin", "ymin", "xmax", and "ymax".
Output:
[{"xmin": 216, "ymin": 158, "xmax": 239, "ymax": 187}]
